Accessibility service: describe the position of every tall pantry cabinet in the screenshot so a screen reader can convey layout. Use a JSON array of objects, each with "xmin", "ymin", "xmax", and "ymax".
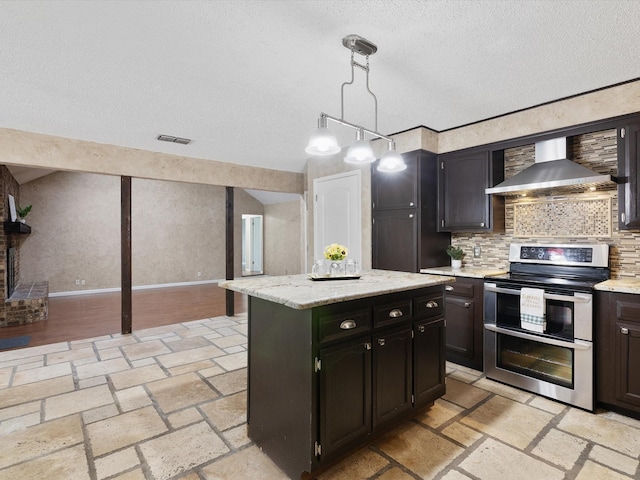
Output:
[{"xmin": 372, "ymin": 150, "xmax": 451, "ymax": 272}]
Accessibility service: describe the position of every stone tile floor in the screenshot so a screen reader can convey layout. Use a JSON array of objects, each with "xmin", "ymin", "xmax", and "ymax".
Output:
[{"xmin": 1, "ymin": 313, "xmax": 639, "ymax": 479}]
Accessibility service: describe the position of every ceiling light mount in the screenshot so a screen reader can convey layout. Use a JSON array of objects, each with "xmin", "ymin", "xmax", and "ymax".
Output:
[
  {"xmin": 341, "ymin": 34, "xmax": 377, "ymax": 57},
  {"xmin": 305, "ymin": 34, "xmax": 406, "ymax": 172}
]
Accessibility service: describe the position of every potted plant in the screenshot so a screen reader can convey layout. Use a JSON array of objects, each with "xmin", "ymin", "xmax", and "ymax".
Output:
[
  {"xmin": 17, "ymin": 204, "xmax": 32, "ymax": 224},
  {"xmin": 446, "ymin": 245, "xmax": 465, "ymax": 269}
]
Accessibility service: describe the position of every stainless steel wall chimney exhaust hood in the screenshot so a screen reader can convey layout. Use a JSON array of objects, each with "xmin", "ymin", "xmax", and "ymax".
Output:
[{"xmin": 485, "ymin": 137, "xmax": 615, "ymax": 196}]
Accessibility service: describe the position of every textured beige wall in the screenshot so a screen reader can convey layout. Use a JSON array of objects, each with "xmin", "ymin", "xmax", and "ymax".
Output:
[
  {"xmin": 263, "ymin": 200, "xmax": 304, "ymax": 276},
  {"xmin": 0, "ymin": 128, "xmax": 304, "ymax": 194},
  {"xmin": 438, "ymin": 80, "xmax": 640, "ymax": 153},
  {"xmin": 18, "ymin": 172, "xmax": 265, "ymax": 293}
]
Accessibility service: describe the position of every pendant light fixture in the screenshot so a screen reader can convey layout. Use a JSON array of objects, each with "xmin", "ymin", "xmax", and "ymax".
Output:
[
  {"xmin": 305, "ymin": 34, "xmax": 406, "ymax": 172},
  {"xmin": 344, "ymin": 129, "xmax": 375, "ymax": 164}
]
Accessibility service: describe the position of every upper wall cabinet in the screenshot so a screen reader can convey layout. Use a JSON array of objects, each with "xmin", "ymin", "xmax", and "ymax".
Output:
[
  {"xmin": 618, "ymin": 119, "xmax": 640, "ymax": 230},
  {"xmin": 437, "ymin": 149, "xmax": 505, "ymax": 232},
  {"xmin": 372, "ymin": 150, "xmax": 451, "ymax": 272},
  {"xmin": 372, "ymin": 155, "xmax": 419, "ymax": 209}
]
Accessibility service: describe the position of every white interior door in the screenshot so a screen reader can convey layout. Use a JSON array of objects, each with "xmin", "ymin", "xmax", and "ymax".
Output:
[{"xmin": 313, "ymin": 170, "xmax": 362, "ymax": 267}]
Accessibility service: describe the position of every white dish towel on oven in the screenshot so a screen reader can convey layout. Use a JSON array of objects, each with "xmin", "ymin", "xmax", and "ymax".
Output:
[{"xmin": 520, "ymin": 287, "xmax": 546, "ymax": 333}]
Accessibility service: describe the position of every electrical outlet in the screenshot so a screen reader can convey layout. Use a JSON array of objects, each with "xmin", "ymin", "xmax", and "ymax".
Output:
[
  {"xmin": 75, "ymin": 279, "xmax": 80, "ymax": 286},
  {"xmin": 81, "ymin": 280, "xmax": 86, "ymax": 285},
  {"xmin": 197, "ymin": 272, "xmax": 202, "ymax": 277},
  {"xmin": 473, "ymin": 246, "xmax": 481, "ymax": 258}
]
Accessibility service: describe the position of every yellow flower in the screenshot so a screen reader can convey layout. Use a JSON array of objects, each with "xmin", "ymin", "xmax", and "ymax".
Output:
[{"xmin": 324, "ymin": 243, "xmax": 348, "ymax": 261}]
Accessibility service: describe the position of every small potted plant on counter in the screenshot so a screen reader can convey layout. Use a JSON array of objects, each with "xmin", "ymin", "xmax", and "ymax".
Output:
[{"xmin": 446, "ymin": 245, "xmax": 465, "ymax": 269}]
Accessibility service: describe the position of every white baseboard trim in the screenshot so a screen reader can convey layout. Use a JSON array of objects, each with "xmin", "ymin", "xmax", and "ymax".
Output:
[{"xmin": 49, "ymin": 279, "xmax": 224, "ymax": 298}]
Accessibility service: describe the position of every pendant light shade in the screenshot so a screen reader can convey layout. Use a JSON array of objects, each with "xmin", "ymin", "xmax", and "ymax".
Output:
[
  {"xmin": 305, "ymin": 116, "xmax": 340, "ymax": 156},
  {"xmin": 305, "ymin": 35, "xmax": 401, "ymax": 172},
  {"xmin": 377, "ymin": 141, "xmax": 407, "ymax": 172},
  {"xmin": 344, "ymin": 129, "xmax": 375, "ymax": 164}
]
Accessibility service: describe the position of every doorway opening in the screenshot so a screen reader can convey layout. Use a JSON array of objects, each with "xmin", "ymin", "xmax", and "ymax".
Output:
[{"xmin": 242, "ymin": 214, "xmax": 263, "ymax": 276}]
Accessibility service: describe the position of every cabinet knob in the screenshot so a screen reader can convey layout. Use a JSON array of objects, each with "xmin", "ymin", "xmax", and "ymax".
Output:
[
  {"xmin": 378, "ymin": 338, "xmax": 386, "ymax": 346},
  {"xmin": 409, "ymin": 202, "xmax": 414, "ymax": 207},
  {"xmin": 621, "ymin": 327, "xmax": 629, "ymax": 335},
  {"xmin": 340, "ymin": 319, "xmax": 357, "ymax": 330},
  {"xmin": 409, "ymin": 214, "xmax": 414, "ymax": 218},
  {"xmin": 426, "ymin": 300, "xmax": 439, "ymax": 308},
  {"xmin": 464, "ymin": 302, "xmax": 471, "ymax": 308},
  {"xmin": 445, "ymin": 285, "xmax": 454, "ymax": 291},
  {"xmin": 364, "ymin": 342, "xmax": 371, "ymax": 350},
  {"xmin": 418, "ymin": 325, "xmax": 426, "ymax": 333},
  {"xmin": 480, "ymin": 222, "xmax": 485, "ymax": 227},
  {"xmin": 389, "ymin": 309, "xmax": 403, "ymax": 318}
]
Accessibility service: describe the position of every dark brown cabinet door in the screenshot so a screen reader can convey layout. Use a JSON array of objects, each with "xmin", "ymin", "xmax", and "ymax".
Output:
[
  {"xmin": 616, "ymin": 321, "xmax": 640, "ymax": 407},
  {"xmin": 319, "ymin": 337, "xmax": 372, "ymax": 458},
  {"xmin": 445, "ymin": 296, "xmax": 474, "ymax": 359},
  {"xmin": 372, "ymin": 150, "xmax": 451, "ymax": 272},
  {"xmin": 373, "ymin": 327, "xmax": 413, "ymax": 428},
  {"xmin": 618, "ymin": 120, "xmax": 640, "ymax": 230},
  {"xmin": 596, "ymin": 292, "xmax": 640, "ymax": 415},
  {"xmin": 372, "ymin": 155, "xmax": 418, "ymax": 210},
  {"xmin": 372, "ymin": 209, "xmax": 418, "ymax": 272},
  {"xmin": 443, "ymin": 279, "xmax": 484, "ymax": 371},
  {"xmin": 413, "ymin": 317, "xmax": 446, "ymax": 408},
  {"xmin": 438, "ymin": 149, "xmax": 504, "ymax": 232}
]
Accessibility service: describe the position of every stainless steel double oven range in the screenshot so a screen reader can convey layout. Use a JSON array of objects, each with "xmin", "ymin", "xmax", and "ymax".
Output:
[{"xmin": 484, "ymin": 243, "xmax": 610, "ymax": 411}]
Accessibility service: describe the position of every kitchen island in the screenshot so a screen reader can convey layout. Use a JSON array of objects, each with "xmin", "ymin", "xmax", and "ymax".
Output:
[{"xmin": 220, "ymin": 270, "xmax": 453, "ymax": 479}]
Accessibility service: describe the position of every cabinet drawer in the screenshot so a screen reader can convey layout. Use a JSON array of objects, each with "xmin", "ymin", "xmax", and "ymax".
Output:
[
  {"xmin": 319, "ymin": 308, "xmax": 371, "ymax": 344},
  {"xmin": 617, "ymin": 299, "xmax": 640, "ymax": 324},
  {"xmin": 414, "ymin": 294, "xmax": 444, "ymax": 319},
  {"xmin": 374, "ymin": 300, "xmax": 412, "ymax": 328},
  {"xmin": 444, "ymin": 282, "xmax": 474, "ymax": 298}
]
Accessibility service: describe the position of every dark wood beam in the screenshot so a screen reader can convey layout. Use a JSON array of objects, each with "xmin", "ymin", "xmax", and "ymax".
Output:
[
  {"xmin": 121, "ymin": 176, "xmax": 132, "ymax": 334},
  {"xmin": 225, "ymin": 186, "xmax": 234, "ymax": 316}
]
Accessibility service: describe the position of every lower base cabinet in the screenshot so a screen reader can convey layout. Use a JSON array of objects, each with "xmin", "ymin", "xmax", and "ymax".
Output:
[
  {"xmin": 248, "ymin": 286, "xmax": 446, "ymax": 478},
  {"xmin": 596, "ymin": 291, "xmax": 640, "ymax": 417},
  {"xmin": 444, "ymin": 277, "xmax": 484, "ymax": 371}
]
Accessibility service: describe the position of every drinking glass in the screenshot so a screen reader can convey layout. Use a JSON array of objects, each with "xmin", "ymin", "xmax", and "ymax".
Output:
[
  {"xmin": 312, "ymin": 260, "xmax": 327, "ymax": 277},
  {"xmin": 345, "ymin": 259, "xmax": 358, "ymax": 275}
]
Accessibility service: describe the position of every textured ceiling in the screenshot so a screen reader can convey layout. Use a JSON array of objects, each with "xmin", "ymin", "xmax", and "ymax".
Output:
[{"xmin": 2, "ymin": 0, "xmax": 640, "ymax": 175}]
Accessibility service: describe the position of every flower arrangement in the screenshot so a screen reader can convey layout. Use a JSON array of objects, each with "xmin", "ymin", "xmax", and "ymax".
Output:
[
  {"xmin": 446, "ymin": 245, "xmax": 465, "ymax": 260},
  {"xmin": 324, "ymin": 243, "xmax": 348, "ymax": 261}
]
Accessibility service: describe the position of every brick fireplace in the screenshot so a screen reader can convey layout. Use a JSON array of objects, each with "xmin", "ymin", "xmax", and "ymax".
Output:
[{"xmin": 0, "ymin": 165, "xmax": 49, "ymax": 327}]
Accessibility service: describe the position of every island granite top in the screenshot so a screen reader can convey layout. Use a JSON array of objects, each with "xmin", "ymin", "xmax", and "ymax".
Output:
[{"xmin": 218, "ymin": 269, "xmax": 454, "ymax": 309}]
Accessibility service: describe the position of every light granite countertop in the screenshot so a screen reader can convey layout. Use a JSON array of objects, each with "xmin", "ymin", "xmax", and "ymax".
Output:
[
  {"xmin": 420, "ymin": 266, "xmax": 509, "ymax": 279},
  {"xmin": 218, "ymin": 269, "xmax": 454, "ymax": 309},
  {"xmin": 594, "ymin": 278, "xmax": 640, "ymax": 295}
]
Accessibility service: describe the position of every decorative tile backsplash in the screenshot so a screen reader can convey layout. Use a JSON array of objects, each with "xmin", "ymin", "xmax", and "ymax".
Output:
[
  {"xmin": 453, "ymin": 128, "xmax": 640, "ymax": 278},
  {"xmin": 513, "ymin": 195, "xmax": 612, "ymax": 238}
]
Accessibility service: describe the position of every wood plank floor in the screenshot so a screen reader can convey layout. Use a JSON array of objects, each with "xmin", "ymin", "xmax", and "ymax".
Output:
[{"xmin": 0, "ymin": 284, "xmax": 247, "ymax": 348}]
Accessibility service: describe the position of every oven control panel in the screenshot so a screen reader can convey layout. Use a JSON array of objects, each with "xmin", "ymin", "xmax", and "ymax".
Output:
[
  {"xmin": 519, "ymin": 246, "xmax": 592, "ymax": 262},
  {"xmin": 508, "ymin": 243, "xmax": 609, "ymax": 267}
]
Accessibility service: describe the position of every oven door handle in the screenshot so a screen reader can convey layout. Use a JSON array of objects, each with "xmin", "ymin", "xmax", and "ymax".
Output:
[
  {"xmin": 484, "ymin": 284, "xmax": 591, "ymax": 304},
  {"xmin": 484, "ymin": 324, "xmax": 592, "ymax": 351}
]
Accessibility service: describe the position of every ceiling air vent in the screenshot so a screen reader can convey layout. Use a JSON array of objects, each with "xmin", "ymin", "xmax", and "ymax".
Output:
[{"xmin": 157, "ymin": 134, "xmax": 191, "ymax": 145}]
